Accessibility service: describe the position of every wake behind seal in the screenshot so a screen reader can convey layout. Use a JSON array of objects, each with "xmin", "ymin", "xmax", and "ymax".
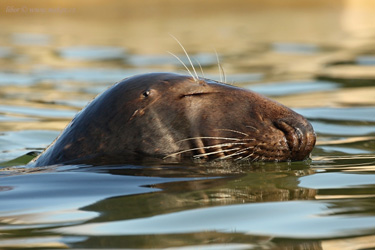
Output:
[{"xmin": 29, "ymin": 72, "xmax": 316, "ymax": 167}]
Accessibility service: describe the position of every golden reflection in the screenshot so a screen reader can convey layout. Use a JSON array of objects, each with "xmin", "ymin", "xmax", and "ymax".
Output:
[
  {"xmin": 343, "ymin": 165, "xmax": 375, "ymax": 172},
  {"xmin": 0, "ymin": 237, "xmax": 68, "ymax": 249},
  {"xmin": 313, "ymin": 165, "xmax": 375, "ymax": 173},
  {"xmin": 342, "ymin": 0, "xmax": 375, "ymax": 37},
  {"xmin": 275, "ymin": 87, "xmax": 375, "ymax": 108},
  {"xmin": 316, "ymin": 136, "xmax": 375, "ymax": 146},
  {"xmin": 316, "ymin": 194, "xmax": 375, "ymax": 199},
  {"xmin": 322, "ymin": 235, "xmax": 375, "ymax": 250},
  {"xmin": 0, "ymin": 121, "xmax": 69, "ymax": 131},
  {"xmin": 0, "ymin": 209, "xmax": 97, "ymax": 226}
]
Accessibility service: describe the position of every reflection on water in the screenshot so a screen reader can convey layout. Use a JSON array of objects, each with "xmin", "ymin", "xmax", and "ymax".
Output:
[
  {"xmin": 59, "ymin": 46, "xmax": 127, "ymax": 61},
  {"xmin": 126, "ymin": 53, "xmax": 218, "ymax": 67},
  {"xmin": 272, "ymin": 42, "xmax": 320, "ymax": 54},
  {"xmin": 1, "ymin": 0, "xmax": 375, "ymax": 249},
  {"xmin": 12, "ymin": 33, "xmax": 51, "ymax": 46},
  {"xmin": 1, "ymin": 163, "xmax": 374, "ymax": 249},
  {"xmin": 246, "ymin": 80, "xmax": 339, "ymax": 96}
]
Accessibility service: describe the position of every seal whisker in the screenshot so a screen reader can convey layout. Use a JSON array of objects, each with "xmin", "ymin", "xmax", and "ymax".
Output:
[
  {"xmin": 164, "ymin": 142, "xmax": 248, "ymax": 158},
  {"xmin": 219, "ymin": 146, "xmax": 255, "ymax": 160},
  {"xmin": 170, "ymin": 34, "xmax": 199, "ymax": 81},
  {"xmin": 167, "ymin": 51, "xmax": 196, "ymax": 81},
  {"xmin": 193, "ymin": 147, "xmax": 241, "ymax": 159},
  {"xmin": 194, "ymin": 57, "xmax": 205, "ymax": 78},
  {"xmin": 221, "ymin": 62, "xmax": 226, "ymax": 83},
  {"xmin": 214, "ymin": 49, "xmax": 223, "ymax": 82},
  {"xmin": 215, "ymin": 128, "xmax": 249, "ymax": 137},
  {"xmin": 241, "ymin": 153, "xmax": 255, "ymax": 161},
  {"xmin": 176, "ymin": 136, "xmax": 242, "ymax": 143},
  {"xmin": 245, "ymin": 125, "xmax": 259, "ymax": 132},
  {"xmin": 252, "ymin": 155, "xmax": 260, "ymax": 162},
  {"xmin": 240, "ymin": 146, "xmax": 260, "ymax": 161}
]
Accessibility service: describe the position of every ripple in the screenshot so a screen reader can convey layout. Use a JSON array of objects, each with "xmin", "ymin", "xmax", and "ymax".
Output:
[
  {"xmin": 356, "ymin": 55, "xmax": 375, "ymax": 65},
  {"xmin": 0, "ymin": 130, "xmax": 58, "ymax": 163},
  {"xmin": 0, "ymin": 170, "xmax": 197, "ymax": 226},
  {"xmin": 0, "ymin": 236, "xmax": 83, "ymax": 249},
  {"xmin": 0, "ymin": 72, "xmax": 35, "ymax": 86},
  {"xmin": 205, "ymin": 73, "xmax": 263, "ymax": 83},
  {"xmin": 272, "ymin": 42, "xmax": 320, "ymax": 54},
  {"xmin": 299, "ymin": 172, "xmax": 375, "ymax": 189},
  {"xmin": 0, "ymin": 115, "xmax": 36, "ymax": 122},
  {"xmin": 318, "ymin": 65, "xmax": 375, "ymax": 85},
  {"xmin": 321, "ymin": 146, "xmax": 372, "ymax": 155},
  {"xmin": 58, "ymin": 46, "xmax": 127, "ymax": 61},
  {"xmin": 55, "ymin": 200, "xmax": 375, "ymax": 238},
  {"xmin": 0, "ymin": 47, "xmax": 12, "ymax": 58},
  {"xmin": 127, "ymin": 53, "xmax": 217, "ymax": 67},
  {"xmin": 54, "ymin": 100, "xmax": 91, "ymax": 109},
  {"xmin": 311, "ymin": 121, "xmax": 375, "ymax": 136},
  {"xmin": 247, "ymin": 80, "xmax": 338, "ymax": 96},
  {"xmin": 34, "ymin": 68, "xmax": 152, "ymax": 84},
  {"xmin": 12, "ymin": 33, "xmax": 51, "ymax": 46},
  {"xmin": 295, "ymin": 107, "xmax": 375, "ymax": 122},
  {"xmin": 0, "ymin": 105, "xmax": 76, "ymax": 118}
]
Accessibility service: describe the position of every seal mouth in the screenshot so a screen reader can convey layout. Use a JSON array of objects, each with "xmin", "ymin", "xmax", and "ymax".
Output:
[{"xmin": 274, "ymin": 120, "xmax": 316, "ymax": 161}]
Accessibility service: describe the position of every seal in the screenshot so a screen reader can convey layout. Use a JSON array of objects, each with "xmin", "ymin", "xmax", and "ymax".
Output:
[{"xmin": 29, "ymin": 72, "xmax": 316, "ymax": 167}]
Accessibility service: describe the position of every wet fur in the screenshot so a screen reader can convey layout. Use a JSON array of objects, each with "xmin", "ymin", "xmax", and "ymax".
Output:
[{"xmin": 29, "ymin": 73, "xmax": 316, "ymax": 167}]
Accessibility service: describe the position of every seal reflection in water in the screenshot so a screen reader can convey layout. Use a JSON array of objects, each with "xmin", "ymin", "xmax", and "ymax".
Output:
[{"xmin": 30, "ymin": 73, "xmax": 316, "ymax": 167}]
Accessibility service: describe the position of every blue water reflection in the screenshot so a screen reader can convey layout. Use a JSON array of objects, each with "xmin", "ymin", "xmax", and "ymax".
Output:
[
  {"xmin": 58, "ymin": 46, "xmax": 127, "ymax": 61},
  {"xmin": 56, "ymin": 200, "xmax": 375, "ymax": 238},
  {"xmin": 247, "ymin": 80, "xmax": 338, "ymax": 96}
]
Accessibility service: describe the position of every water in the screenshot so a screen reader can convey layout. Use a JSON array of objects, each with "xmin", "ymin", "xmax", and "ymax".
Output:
[{"xmin": 1, "ymin": 1, "xmax": 375, "ymax": 249}]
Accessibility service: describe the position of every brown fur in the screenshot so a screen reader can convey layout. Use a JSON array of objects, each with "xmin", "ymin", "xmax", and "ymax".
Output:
[{"xmin": 29, "ymin": 73, "xmax": 316, "ymax": 166}]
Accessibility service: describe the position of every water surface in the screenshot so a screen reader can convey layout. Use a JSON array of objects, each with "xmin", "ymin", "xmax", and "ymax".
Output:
[{"xmin": 1, "ymin": 1, "xmax": 375, "ymax": 249}]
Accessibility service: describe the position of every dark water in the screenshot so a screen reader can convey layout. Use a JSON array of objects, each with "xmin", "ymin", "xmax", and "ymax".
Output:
[{"xmin": 1, "ymin": 1, "xmax": 375, "ymax": 249}]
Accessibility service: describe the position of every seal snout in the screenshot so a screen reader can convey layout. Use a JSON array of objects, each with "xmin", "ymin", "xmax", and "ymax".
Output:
[{"xmin": 274, "ymin": 118, "xmax": 316, "ymax": 161}]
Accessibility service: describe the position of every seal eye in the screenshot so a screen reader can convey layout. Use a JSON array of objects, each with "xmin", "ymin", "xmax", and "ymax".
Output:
[{"xmin": 142, "ymin": 90, "xmax": 150, "ymax": 98}]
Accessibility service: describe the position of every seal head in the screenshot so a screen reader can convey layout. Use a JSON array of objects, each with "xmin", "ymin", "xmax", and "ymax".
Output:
[{"xmin": 30, "ymin": 73, "xmax": 316, "ymax": 166}]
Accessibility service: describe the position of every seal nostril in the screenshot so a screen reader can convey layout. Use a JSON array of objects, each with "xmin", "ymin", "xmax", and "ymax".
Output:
[
  {"xmin": 275, "ymin": 119, "xmax": 316, "ymax": 161},
  {"xmin": 295, "ymin": 127, "xmax": 304, "ymax": 150},
  {"xmin": 274, "ymin": 121, "xmax": 299, "ymax": 153}
]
